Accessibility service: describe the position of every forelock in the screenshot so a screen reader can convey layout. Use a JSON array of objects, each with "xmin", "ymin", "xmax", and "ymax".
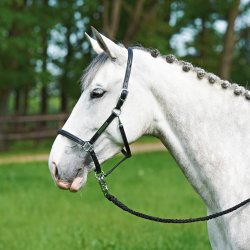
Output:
[{"xmin": 81, "ymin": 52, "xmax": 109, "ymax": 90}]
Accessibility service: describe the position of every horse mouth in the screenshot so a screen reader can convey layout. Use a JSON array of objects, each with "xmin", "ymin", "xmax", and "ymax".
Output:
[{"xmin": 52, "ymin": 162, "xmax": 87, "ymax": 192}]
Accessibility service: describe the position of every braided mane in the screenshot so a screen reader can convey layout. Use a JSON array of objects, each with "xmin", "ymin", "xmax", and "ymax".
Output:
[{"xmin": 136, "ymin": 46, "xmax": 250, "ymax": 100}]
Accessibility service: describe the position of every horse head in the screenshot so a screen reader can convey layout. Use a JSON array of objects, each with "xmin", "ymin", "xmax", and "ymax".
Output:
[{"xmin": 48, "ymin": 28, "xmax": 155, "ymax": 192}]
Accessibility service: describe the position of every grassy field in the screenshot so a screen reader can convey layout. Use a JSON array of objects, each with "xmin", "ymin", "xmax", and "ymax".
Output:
[{"xmin": 0, "ymin": 152, "xmax": 211, "ymax": 250}]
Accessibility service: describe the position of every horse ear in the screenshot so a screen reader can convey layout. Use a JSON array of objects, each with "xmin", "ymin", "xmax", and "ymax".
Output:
[
  {"xmin": 91, "ymin": 26, "xmax": 127, "ymax": 62},
  {"xmin": 85, "ymin": 32, "xmax": 104, "ymax": 55}
]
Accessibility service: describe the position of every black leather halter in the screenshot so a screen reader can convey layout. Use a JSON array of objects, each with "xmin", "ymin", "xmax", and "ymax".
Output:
[{"xmin": 58, "ymin": 48, "xmax": 133, "ymax": 176}]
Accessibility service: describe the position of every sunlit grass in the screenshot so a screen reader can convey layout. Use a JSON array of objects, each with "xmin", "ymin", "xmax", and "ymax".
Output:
[{"xmin": 0, "ymin": 152, "xmax": 211, "ymax": 250}]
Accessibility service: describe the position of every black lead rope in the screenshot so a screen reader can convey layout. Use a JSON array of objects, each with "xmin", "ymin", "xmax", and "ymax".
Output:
[
  {"xmin": 96, "ymin": 173, "xmax": 250, "ymax": 224},
  {"xmin": 58, "ymin": 47, "xmax": 250, "ymax": 224}
]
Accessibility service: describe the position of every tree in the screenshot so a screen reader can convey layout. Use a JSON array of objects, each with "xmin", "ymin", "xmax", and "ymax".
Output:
[
  {"xmin": 0, "ymin": 0, "xmax": 41, "ymax": 115},
  {"xmin": 0, "ymin": 0, "xmax": 249, "ymax": 118},
  {"xmin": 51, "ymin": 0, "xmax": 91, "ymax": 112},
  {"xmin": 101, "ymin": 0, "xmax": 172, "ymax": 49},
  {"xmin": 219, "ymin": 0, "xmax": 241, "ymax": 80}
]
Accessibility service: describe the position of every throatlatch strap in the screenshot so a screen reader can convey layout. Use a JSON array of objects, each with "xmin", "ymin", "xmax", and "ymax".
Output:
[
  {"xmin": 89, "ymin": 112, "xmax": 117, "ymax": 145},
  {"xmin": 118, "ymin": 119, "xmax": 131, "ymax": 157},
  {"xmin": 104, "ymin": 119, "xmax": 132, "ymax": 177}
]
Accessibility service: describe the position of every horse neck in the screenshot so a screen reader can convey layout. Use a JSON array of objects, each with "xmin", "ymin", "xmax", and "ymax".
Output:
[{"xmin": 136, "ymin": 50, "xmax": 250, "ymax": 210}]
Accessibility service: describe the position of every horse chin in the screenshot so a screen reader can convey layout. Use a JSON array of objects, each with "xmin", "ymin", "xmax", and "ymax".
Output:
[
  {"xmin": 56, "ymin": 167, "xmax": 88, "ymax": 192},
  {"xmin": 69, "ymin": 171, "xmax": 88, "ymax": 192}
]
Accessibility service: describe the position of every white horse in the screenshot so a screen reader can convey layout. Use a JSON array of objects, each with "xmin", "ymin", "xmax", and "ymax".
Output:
[{"xmin": 49, "ymin": 28, "xmax": 250, "ymax": 250}]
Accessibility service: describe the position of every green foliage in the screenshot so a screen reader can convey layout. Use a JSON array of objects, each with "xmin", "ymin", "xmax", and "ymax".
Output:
[
  {"xmin": 0, "ymin": 152, "xmax": 211, "ymax": 250},
  {"xmin": 165, "ymin": 0, "xmax": 249, "ymax": 82},
  {"xmin": 231, "ymin": 6, "xmax": 250, "ymax": 86},
  {"xmin": 0, "ymin": 1, "xmax": 37, "ymax": 88},
  {"xmin": 0, "ymin": 0, "xmax": 249, "ymax": 115}
]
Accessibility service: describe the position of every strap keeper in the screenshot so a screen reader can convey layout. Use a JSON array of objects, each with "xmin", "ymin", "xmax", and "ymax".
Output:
[
  {"xmin": 112, "ymin": 108, "xmax": 121, "ymax": 117},
  {"xmin": 120, "ymin": 88, "xmax": 128, "ymax": 101}
]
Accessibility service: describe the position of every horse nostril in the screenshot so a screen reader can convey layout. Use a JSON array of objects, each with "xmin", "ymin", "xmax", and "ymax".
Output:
[
  {"xmin": 52, "ymin": 162, "xmax": 71, "ymax": 190},
  {"xmin": 52, "ymin": 162, "xmax": 60, "ymax": 180}
]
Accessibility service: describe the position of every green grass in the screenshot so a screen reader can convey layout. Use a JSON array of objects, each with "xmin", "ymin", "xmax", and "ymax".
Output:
[{"xmin": 0, "ymin": 152, "xmax": 211, "ymax": 250}]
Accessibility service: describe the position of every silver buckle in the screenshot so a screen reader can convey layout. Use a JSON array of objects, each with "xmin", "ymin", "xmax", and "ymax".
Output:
[
  {"xmin": 81, "ymin": 141, "xmax": 93, "ymax": 152},
  {"xmin": 95, "ymin": 172, "xmax": 109, "ymax": 196}
]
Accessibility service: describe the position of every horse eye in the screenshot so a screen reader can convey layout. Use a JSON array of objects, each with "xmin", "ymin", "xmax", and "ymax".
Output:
[{"xmin": 90, "ymin": 88, "xmax": 105, "ymax": 99}]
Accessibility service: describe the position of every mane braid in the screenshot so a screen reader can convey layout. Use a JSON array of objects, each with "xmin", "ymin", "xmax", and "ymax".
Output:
[{"xmin": 136, "ymin": 46, "xmax": 250, "ymax": 101}]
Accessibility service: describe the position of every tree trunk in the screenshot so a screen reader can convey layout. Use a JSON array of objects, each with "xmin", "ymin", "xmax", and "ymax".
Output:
[
  {"xmin": 219, "ymin": 0, "xmax": 241, "ymax": 80},
  {"xmin": 0, "ymin": 90, "xmax": 10, "ymax": 116},
  {"xmin": 41, "ymin": 86, "xmax": 48, "ymax": 114},
  {"xmin": 103, "ymin": 0, "xmax": 122, "ymax": 39},
  {"xmin": 59, "ymin": 22, "xmax": 73, "ymax": 113},
  {"xmin": 197, "ymin": 17, "xmax": 207, "ymax": 67},
  {"xmin": 40, "ymin": 0, "xmax": 49, "ymax": 115},
  {"xmin": 123, "ymin": 0, "xmax": 145, "ymax": 45},
  {"xmin": 102, "ymin": 0, "xmax": 159, "ymax": 46},
  {"xmin": 14, "ymin": 88, "xmax": 21, "ymax": 115},
  {"xmin": 23, "ymin": 85, "xmax": 29, "ymax": 115},
  {"xmin": 0, "ymin": 89, "xmax": 10, "ymax": 151},
  {"xmin": 40, "ymin": 38, "xmax": 48, "ymax": 115},
  {"xmin": 60, "ymin": 89, "xmax": 68, "ymax": 113},
  {"xmin": 14, "ymin": 87, "xmax": 29, "ymax": 115}
]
